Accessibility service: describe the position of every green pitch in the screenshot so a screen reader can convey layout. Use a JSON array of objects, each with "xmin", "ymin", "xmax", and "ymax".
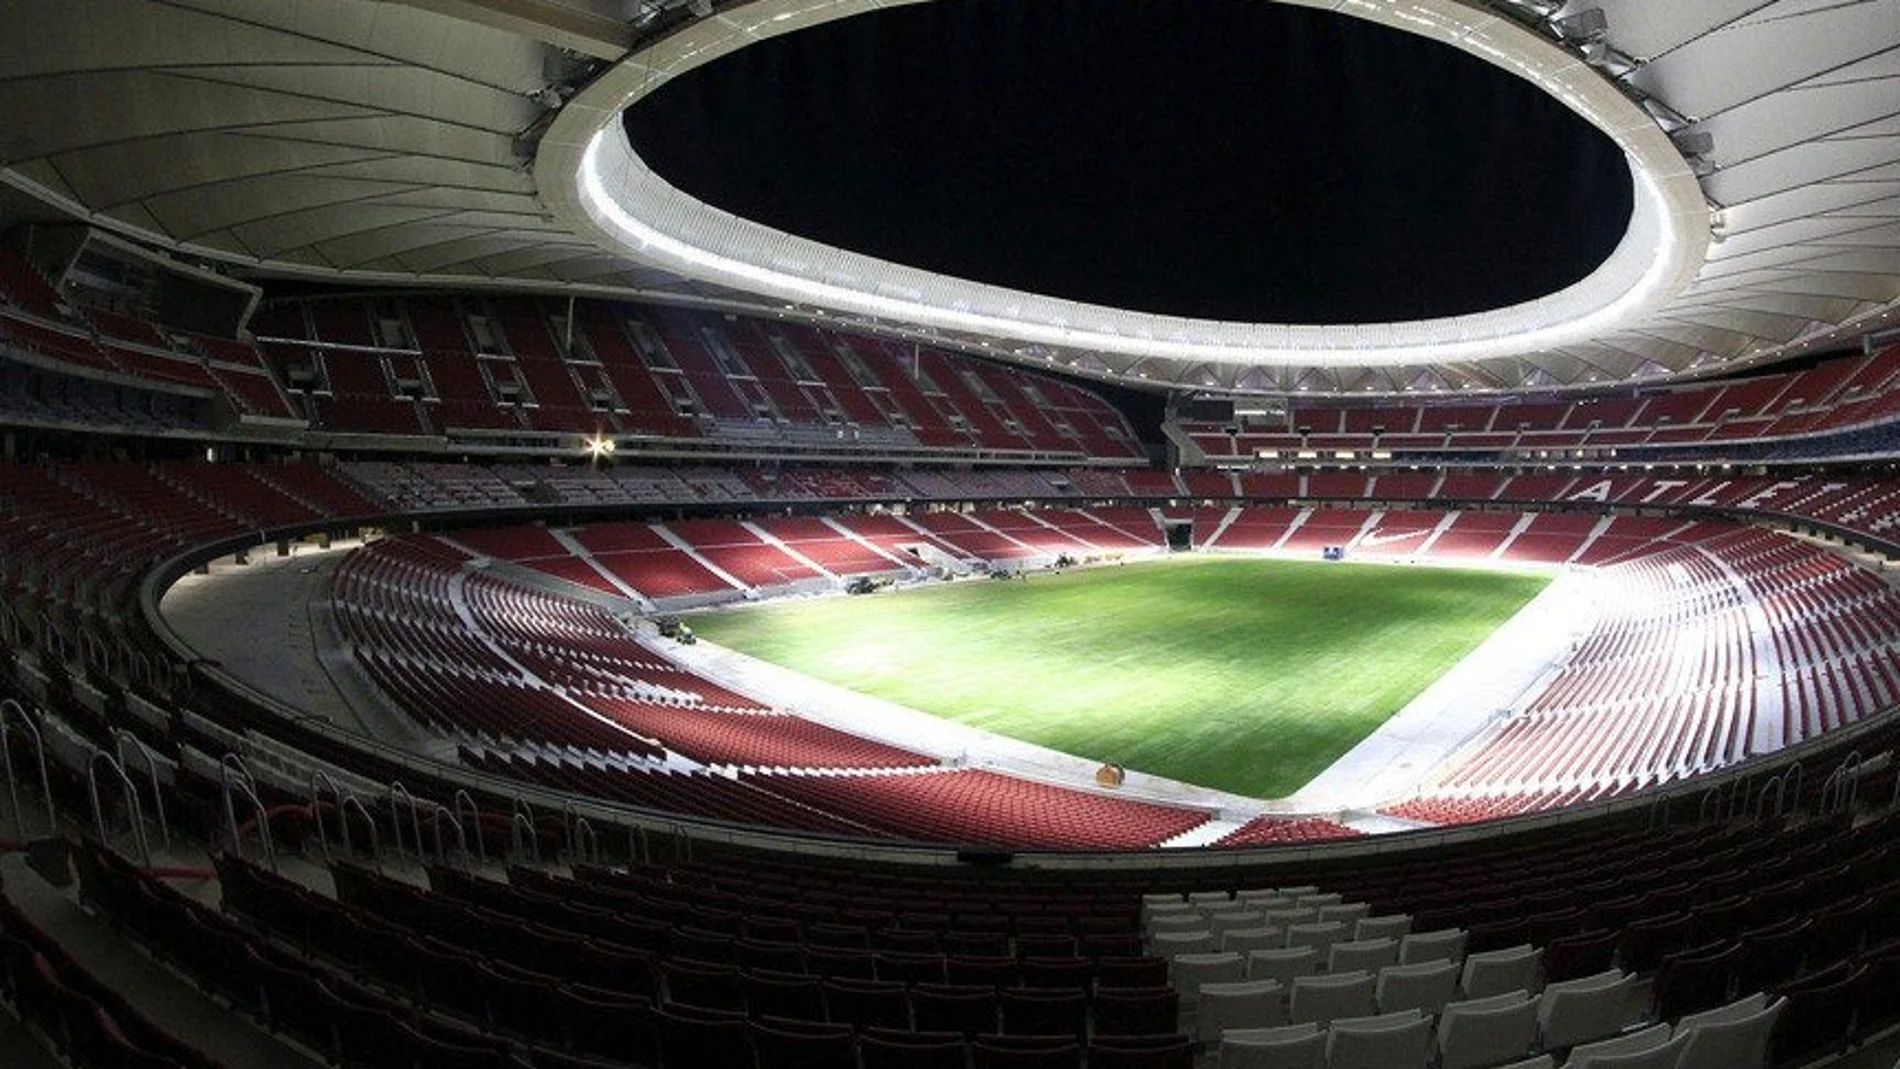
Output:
[{"xmin": 690, "ymin": 556, "xmax": 1548, "ymax": 797}]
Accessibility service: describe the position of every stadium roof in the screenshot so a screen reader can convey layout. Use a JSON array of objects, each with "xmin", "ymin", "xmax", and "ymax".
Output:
[{"xmin": 1, "ymin": 0, "xmax": 1897, "ymax": 395}]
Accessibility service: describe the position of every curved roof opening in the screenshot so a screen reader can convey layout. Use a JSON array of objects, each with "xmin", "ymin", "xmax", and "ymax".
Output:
[{"xmin": 623, "ymin": 0, "xmax": 1633, "ymax": 324}]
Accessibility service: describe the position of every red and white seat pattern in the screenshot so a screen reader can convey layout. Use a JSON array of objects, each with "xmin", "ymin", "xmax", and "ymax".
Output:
[
  {"xmin": 1386, "ymin": 523, "xmax": 1900, "ymax": 823},
  {"xmin": 330, "ymin": 533, "xmax": 1213, "ymax": 848}
]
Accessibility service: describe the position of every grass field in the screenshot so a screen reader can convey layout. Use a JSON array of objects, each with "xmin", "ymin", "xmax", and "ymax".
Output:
[{"xmin": 690, "ymin": 556, "xmax": 1549, "ymax": 797}]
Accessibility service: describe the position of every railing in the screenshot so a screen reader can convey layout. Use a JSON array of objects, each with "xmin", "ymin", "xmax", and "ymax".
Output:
[
  {"xmin": 1818, "ymin": 751, "xmax": 1862, "ymax": 816},
  {"xmin": 387, "ymin": 780, "xmax": 425, "ymax": 864},
  {"xmin": 88, "ymin": 749, "xmax": 151, "ymax": 867},
  {"xmin": 219, "ymin": 754, "xmax": 275, "ymax": 870},
  {"xmin": 114, "ymin": 729, "xmax": 172, "ymax": 855},
  {"xmin": 572, "ymin": 815, "xmax": 599, "ymax": 868},
  {"xmin": 0, "ymin": 699, "xmax": 56, "ymax": 839},
  {"xmin": 311, "ymin": 768, "xmax": 383, "ymax": 866},
  {"xmin": 37, "ymin": 611, "xmax": 68, "ymax": 661},
  {"xmin": 509, "ymin": 811, "xmax": 539, "ymax": 865},
  {"xmin": 452, "ymin": 788, "xmax": 486, "ymax": 864},
  {"xmin": 0, "ymin": 600, "xmax": 25, "ymax": 646},
  {"xmin": 427, "ymin": 803, "xmax": 468, "ymax": 866}
]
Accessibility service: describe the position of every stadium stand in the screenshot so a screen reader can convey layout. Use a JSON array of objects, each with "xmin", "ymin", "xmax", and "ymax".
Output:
[
  {"xmin": 1176, "ymin": 345, "xmax": 1900, "ymax": 464},
  {"xmin": 10, "ymin": 272, "xmax": 1900, "ymax": 1069}
]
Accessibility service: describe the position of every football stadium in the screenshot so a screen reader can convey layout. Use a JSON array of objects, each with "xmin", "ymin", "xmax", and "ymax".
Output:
[{"xmin": 0, "ymin": 1, "xmax": 1898, "ymax": 1068}]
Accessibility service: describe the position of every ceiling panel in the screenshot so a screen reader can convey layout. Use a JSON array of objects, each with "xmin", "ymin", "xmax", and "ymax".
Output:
[{"xmin": 0, "ymin": 0, "xmax": 1893, "ymax": 394}]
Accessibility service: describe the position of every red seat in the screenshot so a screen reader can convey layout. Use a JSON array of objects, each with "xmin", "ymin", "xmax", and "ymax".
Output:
[
  {"xmin": 910, "ymin": 983, "xmax": 999, "ymax": 1036},
  {"xmin": 747, "ymin": 1017, "xmax": 857, "ymax": 1069},
  {"xmin": 859, "ymin": 1027, "xmax": 968, "ymax": 1069},
  {"xmin": 657, "ymin": 1004, "xmax": 752, "ymax": 1069},
  {"xmin": 972, "ymin": 1034, "xmax": 1083, "ymax": 1069},
  {"xmin": 1087, "ymin": 1034, "xmax": 1195, "ymax": 1069}
]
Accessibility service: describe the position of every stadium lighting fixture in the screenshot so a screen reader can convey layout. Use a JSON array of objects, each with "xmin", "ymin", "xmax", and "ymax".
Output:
[
  {"xmin": 585, "ymin": 434, "xmax": 616, "ymax": 459},
  {"xmin": 1552, "ymin": 9, "xmax": 1608, "ymax": 41}
]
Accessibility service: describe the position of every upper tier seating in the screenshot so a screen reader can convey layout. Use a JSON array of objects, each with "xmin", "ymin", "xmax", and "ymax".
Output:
[
  {"xmin": 245, "ymin": 295, "xmax": 1142, "ymax": 459},
  {"xmin": 1179, "ymin": 346, "xmax": 1900, "ymax": 461}
]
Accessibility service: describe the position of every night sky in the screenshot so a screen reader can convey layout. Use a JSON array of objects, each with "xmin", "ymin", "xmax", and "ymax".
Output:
[{"xmin": 624, "ymin": 0, "xmax": 1633, "ymax": 325}]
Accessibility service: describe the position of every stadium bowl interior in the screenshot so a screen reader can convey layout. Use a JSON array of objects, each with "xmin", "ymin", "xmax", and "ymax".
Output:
[{"xmin": 0, "ymin": 1, "xmax": 1899, "ymax": 1067}]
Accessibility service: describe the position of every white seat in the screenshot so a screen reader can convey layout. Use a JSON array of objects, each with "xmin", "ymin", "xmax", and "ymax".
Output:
[
  {"xmin": 1197, "ymin": 978, "xmax": 1287, "ymax": 1043},
  {"xmin": 1490, "ymin": 1058, "xmax": 1555, "ymax": 1069},
  {"xmin": 1152, "ymin": 929, "xmax": 1220, "ymax": 959},
  {"xmin": 1142, "ymin": 895, "xmax": 1191, "ymax": 925},
  {"xmin": 1375, "ymin": 959, "xmax": 1459, "ymax": 1016},
  {"xmin": 1444, "ymin": 989, "xmax": 1531, "ymax": 1014},
  {"xmin": 1328, "ymin": 937, "xmax": 1398, "ymax": 975},
  {"xmin": 1221, "ymin": 926, "xmax": 1285, "ymax": 954},
  {"xmin": 1237, "ymin": 889, "xmax": 1292, "ymax": 909},
  {"xmin": 1673, "ymin": 991, "xmax": 1768, "ymax": 1033},
  {"xmin": 1568, "ymin": 1030, "xmax": 1688, "ymax": 1069},
  {"xmin": 1149, "ymin": 913, "xmax": 1214, "ymax": 934},
  {"xmin": 1189, "ymin": 890, "xmax": 1235, "ymax": 905},
  {"xmin": 1294, "ymin": 892, "xmax": 1344, "ymax": 909},
  {"xmin": 1461, "ymin": 943, "xmax": 1544, "ymax": 999},
  {"xmin": 1536, "ymin": 969, "xmax": 1634, "ymax": 1050},
  {"xmin": 1673, "ymin": 997, "xmax": 1785, "ymax": 1069},
  {"xmin": 1325, "ymin": 1009, "xmax": 1430, "ymax": 1069},
  {"xmin": 1352, "ymin": 913, "xmax": 1412, "ymax": 942},
  {"xmin": 1285, "ymin": 921, "xmax": 1349, "ymax": 955},
  {"xmin": 1398, "ymin": 926, "xmax": 1468, "ymax": 965},
  {"xmin": 1317, "ymin": 901, "xmax": 1371, "ymax": 926},
  {"xmin": 1564, "ymin": 1023, "xmax": 1672, "ymax": 1068},
  {"xmin": 1436, "ymin": 992, "xmax": 1538, "ymax": 1069},
  {"xmin": 1219, "ymin": 1023, "xmax": 1325, "ymax": 1069},
  {"xmin": 1208, "ymin": 910, "xmax": 1270, "ymax": 935},
  {"xmin": 1173, "ymin": 950, "xmax": 1247, "ymax": 1006},
  {"xmin": 1199, "ymin": 898, "xmax": 1251, "ymax": 916},
  {"xmin": 1263, "ymin": 907, "xmax": 1320, "ymax": 928},
  {"xmin": 1248, "ymin": 945, "xmax": 1322, "ymax": 985},
  {"xmin": 1288, "ymin": 970, "xmax": 1376, "ymax": 1027}
]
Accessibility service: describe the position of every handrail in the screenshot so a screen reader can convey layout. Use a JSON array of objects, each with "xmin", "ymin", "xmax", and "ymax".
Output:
[
  {"xmin": 572, "ymin": 816, "xmax": 598, "ymax": 868},
  {"xmin": 428, "ymin": 803, "xmax": 467, "ymax": 865},
  {"xmin": 509, "ymin": 811, "xmax": 539, "ymax": 865},
  {"xmin": 80, "ymin": 629, "xmax": 109, "ymax": 678},
  {"xmin": 1699, "ymin": 785, "xmax": 1723, "ymax": 824},
  {"xmin": 452, "ymin": 789, "xmax": 486, "ymax": 864},
  {"xmin": 1833, "ymin": 750, "xmax": 1861, "ymax": 814},
  {"xmin": 128, "ymin": 649, "xmax": 160, "ymax": 696},
  {"xmin": 311, "ymin": 768, "xmax": 347, "ymax": 862},
  {"xmin": 1818, "ymin": 766, "xmax": 1844, "ymax": 817},
  {"xmin": 220, "ymin": 754, "xmax": 276, "ymax": 870},
  {"xmin": 38, "ymin": 611, "xmax": 67, "ymax": 660},
  {"xmin": 1755, "ymin": 774, "xmax": 1785, "ymax": 823},
  {"xmin": 388, "ymin": 781, "xmax": 424, "ymax": 863},
  {"xmin": 88, "ymin": 749, "xmax": 151, "ymax": 867},
  {"xmin": 0, "ymin": 699, "xmax": 56, "ymax": 839},
  {"xmin": 340, "ymin": 794, "xmax": 382, "ymax": 868},
  {"xmin": 114, "ymin": 729, "xmax": 172, "ymax": 854}
]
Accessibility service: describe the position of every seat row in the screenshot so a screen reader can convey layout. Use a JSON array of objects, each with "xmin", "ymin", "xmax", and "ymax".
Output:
[{"xmin": 1214, "ymin": 990, "xmax": 1781, "ymax": 1069}]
